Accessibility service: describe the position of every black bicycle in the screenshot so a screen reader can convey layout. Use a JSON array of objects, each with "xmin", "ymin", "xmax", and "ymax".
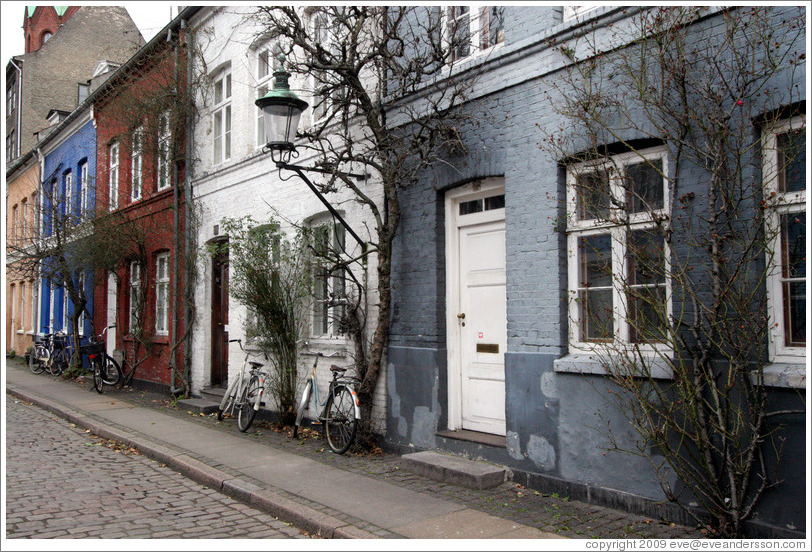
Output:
[{"xmin": 80, "ymin": 325, "xmax": 121, "ymax": 394}]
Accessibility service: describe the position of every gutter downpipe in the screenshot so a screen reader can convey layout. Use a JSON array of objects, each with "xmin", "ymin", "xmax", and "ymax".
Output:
[
  {"xmin": 182, "ymin": 17, "xmax": 195, "ymax": 397},
  {"xmin": 168, "ymin": 26, "xmax": 183, "ymax": 396}
]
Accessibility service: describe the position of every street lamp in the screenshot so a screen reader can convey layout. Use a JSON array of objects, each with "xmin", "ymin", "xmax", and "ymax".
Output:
[{"xmin": 256, "ymin": 65, "xmax": 367, "ymax": 251}]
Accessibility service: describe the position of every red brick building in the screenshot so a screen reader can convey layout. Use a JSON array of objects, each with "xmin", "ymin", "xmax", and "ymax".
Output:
[
  {"xmin": 23, "ymin": 6, "xmax": 81, "ymax": 54},
  {"xmin": 91, "ymin": 25, "xmax": 191, "ymax": 392}
]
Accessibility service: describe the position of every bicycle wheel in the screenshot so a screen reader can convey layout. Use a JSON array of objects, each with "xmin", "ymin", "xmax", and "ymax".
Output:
[
  {"xmin": 101, "ymin": 354, "xmax": 122, "ymax": 386},
  {"xmin": 48, "ymin": 354, "xmax": 66, "ymax": 376},
  {"xmin": 217, "ymin": 377, "xmax": 239, "ymax": 420},
  {"xmin": 324, "ymin": 385, "xmax": 358, "ymax": 454},
  {"xmin": 293, "ymin": 379, "xmax": 312, "ymax": 439},
  {"xmin": 92, "ymin": 356, "xmax": 105, "ymax": 394},
  {"xmin": 30, "ymin": 346, "xmax": 47, "ymax": 374},
  {"xmin": 237, "ymin": 376, "xmax": 261, "ymax": 432}
]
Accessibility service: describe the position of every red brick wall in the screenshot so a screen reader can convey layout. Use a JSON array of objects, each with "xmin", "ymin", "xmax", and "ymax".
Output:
[{"xmin": 23, "ymin": 6, "xmax": 81, "ymax": 53}]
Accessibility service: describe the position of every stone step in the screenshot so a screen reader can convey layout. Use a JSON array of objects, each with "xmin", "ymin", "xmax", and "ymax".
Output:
[
  {"xmin": 177, "ymin": 398, "xmax": 220, "ymax": 415},
  {"xmin": 401, "ymin": 451, "xmax": 507, "ymax": 490}
]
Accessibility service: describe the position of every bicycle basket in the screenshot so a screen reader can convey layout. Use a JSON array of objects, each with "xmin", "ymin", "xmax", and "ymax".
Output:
[{"xmin": 80, "ymin": 341, "xmax": 105, "ymax": 356}]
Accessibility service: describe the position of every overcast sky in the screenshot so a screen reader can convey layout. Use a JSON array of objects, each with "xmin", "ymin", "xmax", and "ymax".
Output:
[{"xmin": 1, "ymin": 2, "xmax": 178, "ymax": 61}]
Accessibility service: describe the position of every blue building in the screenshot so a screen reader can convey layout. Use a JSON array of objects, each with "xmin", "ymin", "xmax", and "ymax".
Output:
[
  {"xmin": 386, "ymin": 6, "xmax": 805, "ymax": 537},
  {"xmin": 37, "ymin": 114, "xmax": 97, "ymax": 340}
]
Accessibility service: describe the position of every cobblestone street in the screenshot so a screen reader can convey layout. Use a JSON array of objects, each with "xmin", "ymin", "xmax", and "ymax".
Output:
[{"xmin": 5, "ymin": 397, "xmax": 312, "ymax": 539}]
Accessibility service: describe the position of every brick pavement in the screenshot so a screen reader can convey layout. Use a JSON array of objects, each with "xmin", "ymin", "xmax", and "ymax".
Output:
[
  {"xmin": 23, "ymin": 366, "xmax": 703, "ymax": 540},
  {"xmin": 5, "ymin": 396, "xmax": 314, "ymax": 539}
]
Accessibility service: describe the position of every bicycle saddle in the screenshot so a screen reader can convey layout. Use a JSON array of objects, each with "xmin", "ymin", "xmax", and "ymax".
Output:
[
  {"xmin": 330, "ymin": 365, "xmax": 347, "ymax": 373},
  {"xmin": 249, "ymin": 361, "xmax": 264, "ymax": 369}
]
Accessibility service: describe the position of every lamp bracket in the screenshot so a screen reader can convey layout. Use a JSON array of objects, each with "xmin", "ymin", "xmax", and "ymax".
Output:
[{"xmin": 278, "ymin": 161, "xmax": 370, "ymax": 182}]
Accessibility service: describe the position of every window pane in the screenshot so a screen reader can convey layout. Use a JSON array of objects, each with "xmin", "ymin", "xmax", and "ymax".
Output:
[
  {"xmin": 626, "ymin": 160, "xmax": 664, "ymax": 213},
  {"xmin": 258, "ymin": 50, "xmax": 269, "ymax": 79},
  {"xmin": 628, "ymin": 286, "xmax": 667, "ymax": 343},
  {"xmin": 782, "ymin": 212, "xmax": 806, "ymax": 278},
  {"xmin": 784, "ymin": 281, "xmax": 805, "ymax": 346},
  {"xmin": 484, "ymin": 194, "xmax": 505, "ymax": 210},
  {"xmin": 459, "ymin": 199, "xmax": 482, "ymax": 215},
  {"xmin": 580, "ymin": 289, "xmax": 613, "ymax": 341},
  {"xmin": 214, "ymin": 79, "xmax": 222, "ymax": 104},
  {"xmin": 579, "ymin": 234, "xmax": 612, "ymax": 288},
  {"xmin": 778, "ymin": 129, "xmax": 805, "ymax": 192},
  {"xmin": 628, "ymin": 230, "xmax": 665, "ymax": 286},
  {"xmin": 576, "ymin": 170, "xmax": 610, "ymax": 220}
]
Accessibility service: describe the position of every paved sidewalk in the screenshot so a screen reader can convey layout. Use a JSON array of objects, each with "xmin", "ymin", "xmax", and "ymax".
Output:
[{"xmin": 5, "ymin": 358, "xmax": 702, "ymax": 540}]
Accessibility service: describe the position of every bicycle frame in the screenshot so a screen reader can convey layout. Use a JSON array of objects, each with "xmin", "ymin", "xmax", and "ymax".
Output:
[
  {"xmin": 297, "ymin": 353, "xmax": 361, "ymax": 427},
  {"xmin": 218, "ymin": 339, "xmax": 260, "ymax": 418}
]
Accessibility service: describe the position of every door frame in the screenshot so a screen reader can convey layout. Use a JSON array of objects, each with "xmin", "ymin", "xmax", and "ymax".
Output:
[{"xmin": 444, "ymin": 178, "xmax": 506, "ymax": 431}]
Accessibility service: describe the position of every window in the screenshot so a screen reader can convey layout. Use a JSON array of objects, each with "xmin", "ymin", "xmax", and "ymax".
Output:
[
  {"xmin": 78, "ymin": 83, "xmax": 89, "ymax": 104},
  {"xmin": 62, "ymin": 282, "xmax": 69, "ymax": 331},
  {"xmin": 42, "ymin": 31, "xmax": 52, "ymax": 45},
  {"xmin": 566, "ymin": 147, "xmax": 670, "ymax": 352},
  {"xmin": 131, "ymin": 127, "xmax": 143, "ymax": 200},
  {"xmin": 155, "ymin": 253, "xmax": 169, "ymax": 336},
  {"xmin": 255, "ymin": 44, "xmax": 279, "ymax": 147},
  {"xmin": 129, "ymin": 261, "xmax": 142, "ymax": 333},
  {"xmin": 19, "ymin": 282, "xmax": 25, "ymax": 332},
  {"xmin": 109, "ymin": 142, "xmax": 119, "ymax": 210},
  {"xmin": 21, "ymin": 198, "xmax": 27, "ymax": 242},
  {"xmin": 30, "ymin": 279, "xmax": 36, "ymax": 332},
  {"xmin": 157, "ymin": 111, "xmax": 172, "ymax": 190},
  {"xmin": 310, "ymin": 221, "xmax": 346, "ymax": 338},
  {"xmin": 212, "ymin": 68, "xmax": 232, "ymax": 164},
  {"xmin": 7, "ymin": 129, "xmax": 17, "ymax": 162},
  {"xmin": 77, "ymin": 272, "xmax": 86, "ymax": 336},
  {"xmin": 763, "ymin": 116, "xmax": 806, "ymax": 362},
  {"xmin": 563, "ymin": 6, "xmax": 599, "ymax": 21},
  {"xmin": 79, "ymin": 162, "xmax": 89, "ymax": 219},
  {"xmin": 310, "ymin": 13, "xmax": 334, "ymax": 125},
  {"xmin": 63, "ymin": 171, "xmax": 73, "ymax": 218},
  {"xmin": 12, "ymin": 204, "xmax": 18, "ymax": 242},
  {"xmin": 446, "ymin": 6, "xmax": 505, "ymax": 62}
]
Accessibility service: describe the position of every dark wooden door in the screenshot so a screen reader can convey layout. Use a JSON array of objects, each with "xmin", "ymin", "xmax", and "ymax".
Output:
[{"xmin": 211, "ymin": 249, "xmax": 229, "ymax": 387}]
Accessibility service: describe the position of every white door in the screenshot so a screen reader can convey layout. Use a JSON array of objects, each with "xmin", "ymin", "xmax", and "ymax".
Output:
[
  {"xmin": 106, "ymin": 272, "xmax": 117, "ymax": 355},
  {"xmin": 447, "ymin": 181, "xmax": 507, "ymax": 436}
]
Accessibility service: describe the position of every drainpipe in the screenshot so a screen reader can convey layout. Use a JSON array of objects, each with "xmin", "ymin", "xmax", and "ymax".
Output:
[
  {"xmin": 182, "ymin": 17, "xmax": 196, "ymax": 397},
  {"xmin": 168, "ymin": 26, "xmax": 183, "ymax": 396}
]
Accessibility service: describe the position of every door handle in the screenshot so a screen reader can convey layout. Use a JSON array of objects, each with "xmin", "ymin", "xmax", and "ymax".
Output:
[{"xmin": 457, "ymin": 313, "xmax": 465, "ymax": 319}]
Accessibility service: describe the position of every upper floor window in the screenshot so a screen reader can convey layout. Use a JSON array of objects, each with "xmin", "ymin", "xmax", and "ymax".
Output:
[
  {"xmin": 12, "ymin": 204, "xmax": 19, "ymax": 242},
  {"xmin": 157, "ymin": 111, "xmax": 172, "ymax": 190},
  {"xmin": 763, "ymin": 116, "xmax": 806, "ymax": 362},
  {"xmin": 566, "ymin": 147, "xmax": 671, "ymax": 352},
  {"xmin": 109, "ymin": 142, "xmax": 120, "ymax": 210},
  {"xmin": 6, "ymin": 81, "xmax": 16, "ymax": 116},
  {"xmin": 79, "ymin": 161, "xmax": 89, "ymax": 219},
  {"xmin": 131, "ymin": 127, "xmax": 143, "ymax": 200},
  {"xmin": 446, "ymin": 6, "xmax": 505, "ymax": 63},
  {"xmin": 155, "ymin": 253, "xmax": 170, "ymax": 336},
  {"xmin": 563, "ymin": 6, "xmax": 599, "ymax": 21},
  {"xmin": 309, "ymin": 219, "xmax": 347, "ymax": 339},
  {"xmin": 63, "ymin": 170, "xmax": 73, "ymax": 218},
  {"xmin": 20, "ymin": 198, "xmax": 27, "ymax": 242},
  {"xmin": 212, "ymin": 68, "xmax": 232, "ymax": 164},
  {"xmin": 310, "ymin": 13, "xmax": 338, "ymax": 126},
  {"xmin": 77, "ymin": 83, "xmax": 89, "ymax": 104},
  {"xmin": 256, "ymin": 44, "xmax": 280, "ymax": 147},
  {"xmin": 41, "ymin": 31, "xmax": 52, "ymax": 46},
  {"xmin": 6, "ymin": 129, "xmax": 17, "ymax": 162}
]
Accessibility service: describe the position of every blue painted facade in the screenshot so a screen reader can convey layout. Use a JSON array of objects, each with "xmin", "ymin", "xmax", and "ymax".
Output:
[
  {"xmin": 385, "ymin": 6, "xmax": 806, "ymax": 536},
  {"xmin": 39, "ymin": 119, "xmax": 97, "ymax": 341}
]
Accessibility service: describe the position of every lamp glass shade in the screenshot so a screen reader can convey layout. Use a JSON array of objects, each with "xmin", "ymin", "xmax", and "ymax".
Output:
[{"xmin": 262, "ymin": 103, "xmax": 303, "ymax": 146}]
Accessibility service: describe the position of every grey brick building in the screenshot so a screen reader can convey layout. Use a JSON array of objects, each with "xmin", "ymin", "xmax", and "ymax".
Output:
[{"xmin": 386, "ymin": 5, "xmax": 806, "ymax": 537}]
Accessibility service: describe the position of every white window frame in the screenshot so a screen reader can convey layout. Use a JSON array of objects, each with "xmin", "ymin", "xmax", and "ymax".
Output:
[
  {"xmin": 309, "ymin": 219, "xmax": 347, "ymax": 340},
  {"xmin": 563, "ymin": 5, "xmax": 599, "ymax": 21},
  {"xmin": 309, "ymin": 12, "xmax": 336, "ymax": 127},
  {"xmin": 763, "ymin": 115, "xmax": 806, "ymax": 364},
  {"xmin": 12, "ymin": 204, "xmax": 18, "ymax": 242},
  {"xmin": 129, "ymin": 261, "xmax": 142, "ymax": 333},
  {"xmin": 212, "ymin": 68, "xmax": 232, "ymax": 164},
  {"xmin": 19, "ymin": 281, "xmax": 25, "ymax": 333},
  {"xmin": 566, "ymin": 147, "xmax": 672, "ymax": 357},
  {"xmin": 64, "ymin": 170, "xmax": 73, "ymax": 218},
  {"xmin": 131, "ymin": 126, "xmax": 143, "ymax": 201},
  {"xmin": 77, "ymin": 272, "xmax": 86, "ymax": 336},
  {"xmin": 255, "ymin": 44, "xmax": 277, "ymax": 148},
  {"xmin": 444, "ymin": 6, "xmax": 505, "ymax": 64},
  {"xmin": 79, "ymin": 162, "xmax": 89, "ymax": 219},
  {"xmin": 155, "ymin": 253, "xmax": 170, "ymax": 336},
  {"xmin": 30, "ymin": 279, "xmax": 36, "ymax": 333},
  {"xmin": 109, "ymin": 142, "xmax": 119, "ymax": 210},
  {"xmin": 157, "ymin": 111, "xmax": 172, "ymax": 190}
]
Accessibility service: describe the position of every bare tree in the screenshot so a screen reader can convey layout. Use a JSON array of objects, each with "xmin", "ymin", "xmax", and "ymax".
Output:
[
  {"xmin": 541, "ymin": 6, "xmax": 805, "ymax": 537},
  {"xmin": 252, "ymin": 6, "xmax": 484, "ymax": 445}
]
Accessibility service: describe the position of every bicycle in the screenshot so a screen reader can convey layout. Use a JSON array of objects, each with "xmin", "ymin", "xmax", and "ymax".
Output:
[
  {"xmin": 293, "ymin": 349, "xmax": 361, "ymax": 454},
  {"xmin": 31, "ymin": 332, "xmax": 73, "ymax": 376},
  {"xmin": 217, "ymin": 339, "xmax": 265, "ymax": 433},
  {"xmin": 81, "ymin": 325, "xmax": 121, "ymax": 394}
]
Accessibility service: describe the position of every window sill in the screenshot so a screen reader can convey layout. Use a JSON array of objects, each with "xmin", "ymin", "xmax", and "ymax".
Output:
[
  {"xmin": 755, "ymin": 362, "xmax": 806, "ymax": 389},
  {"xmin": 554, "ymin": 353, "xmax": 674, "ymax": 380}
]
